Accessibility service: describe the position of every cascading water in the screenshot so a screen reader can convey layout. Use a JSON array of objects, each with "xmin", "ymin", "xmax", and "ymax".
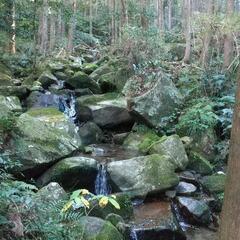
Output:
[
  {"xmin": 95, "ymin": 164, "xmax": 111, "ymax": 196},
  {"xmin": 130, "ymin": 228, "xmax": 139, "ymax": 240}
]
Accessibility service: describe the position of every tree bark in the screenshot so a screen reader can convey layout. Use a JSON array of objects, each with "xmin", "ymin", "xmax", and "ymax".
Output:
[
  {"xmin": 11, "ymin": 0, "xmax": 16, "ymax": 54},
  {"xmin": 219, "ymin": 69, "xmax": 240, "ymax": 240},
  {"xmin": 120, "ymin": 0, "xmax": 128, "ymax": 26},
  {"xmin": 157, "ymin": 0, "xmax": 164, "ymax": 35},
  {"xmin": 67, "ymin": 0, "xmax": 77, "ymax": 52},
  {"xmin": 223, "ymin": 0, "xmax": 235, "ymax": 69},
  {"xmin": 201, "ymin": 0, "xmax": 214, "ymax": 68},
  {"xmin": 49, "ymin": 13, "xmax": 56, "ymax": 52},
  {"xmin": 168, "ymin": 0, "xmax": 172, "ymax": 30},
  {"xmin": 183, "ymin": 0, "xmax": 191, "ymax": 63},
  {"xmin": 89, "ymin": 0, "xmax": 93, "ymax": 36},
  {"xmin": 140, "ymin": 0, "xmax": 148, "ymax": 29}
]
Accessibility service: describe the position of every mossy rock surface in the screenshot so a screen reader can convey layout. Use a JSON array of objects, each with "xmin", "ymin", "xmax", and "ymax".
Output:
[
  {"xmin": 37, "ymin": 156, "xmax": 98, "ymax": 191},
  {"xmin": 0, "ymin": 96, "xmax": 22, "ymax": 118},
  {"xmin": 200, "ymin": 174, "xmax": 226, "ymax": 194},
  {"xmin": 0, "ymin": 86, "xmax": 29, "ymax": 99},
  {"xmin": 73, "ymin": 217, "xmax": 124, "ymax": 240},
  {"xmin": 149, "ymin": 134, "xmax": 189, "ymax": 170},
  {"xmin": 107, "ymin": 154, "xmax": 179, "ymax": 198},
  {"xmin": 83, "ymin": 63, "xmax": 98, "ymax": 74},
  {"xmin": 188, "ymin": 151, "xmax": 213, "ymax": 175},
  {"xmin": 38, "ymin": 71, "xmax": 57, "ymax": 89},
  {"xmin": 3, "ymin": 108, "xmax": 81, "ymax": 175}
]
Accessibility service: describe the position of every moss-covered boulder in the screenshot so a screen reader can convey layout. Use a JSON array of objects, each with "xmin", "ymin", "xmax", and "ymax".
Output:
[
  {"xmin": 79, "ymin": 121, "xmax": 104, "ymax": 145},
  {"xmin": 72, "ymin": 217, "xmax": 124, "ymax": 240},
  {"xmin": 48, "ymin": 62, "xmax": 66, "ymax": 73},
  {"xmin": 0, "ymin": 62, "xmax": 13, "ymax": 86},
  {"xmin": 82, "ymin": 63, "xmax": 98, "ymax": 74},
  {"xmin": 200, "ymin": 174, "xmax": 226, "ymax": 194},
  {"xmin": 124, "ymin": 71, "xmax": 183, "ymax": 128},
  {"xmin": 4, "ymin": 108, "xmax": 81, "ymax": 176},
  {"xmin": 77, "ymin": 94, "xmax": 134, "ymax": 130},
  {"xmin": 90, "ymin": 64, "xmax": 113, "ymax": 81},
  {"xmin": 188, "ymin": 152, "xmax": 213, "ymax": 175},
  {"xmin": 98, "ymin": 72, "xmax": 117, "ymax": 93},
  {"xmin": 107, "ymin": 154, "xmax": 179, "ymax": 198},
  {"xmin": 123, "ymin": 128, "xmax": 160, "ymax": 154},
  {"xmin": 0, "ymin": 85, "xmax": 29, "ymax": 99},
  {"xmin": 38, "ymin": 71, "xmax": 58, "ymax": 89},
  {"xmin": 66, "ymin": 71, "xmax": 101, "ymax": 93},
  {"xmin": 0, "ymin": 96, "xmax": 22, "ymax": 118},
  {"xmin": 149, "ymin": 135, "xmax": 189, "ymax": 170},
  {"xmin": 37, "ymin": 156, "xmax": 98, "ymax": 191}
]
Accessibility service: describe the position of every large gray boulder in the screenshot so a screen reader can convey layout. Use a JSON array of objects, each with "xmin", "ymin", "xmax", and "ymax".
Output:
[
  {"xmin": 4, "ymin": 108, "xmax": 81, "ymax": 176},
  {"xmin": 149, "ymin": 135, "xmax": 189, "ymax": 170},
  {"xmin": 107, "ymin": 154, "xmax": 179, "ymax": 198},
  {"xmin": 37, "ymin": 156, "xmax": 98, "ymax": 190},
  {"xmin": 124, "ymin": 72, "xmax": 183, "ymax": 128},
  {"xmin": 0, "ymin": 95, "xmax": 22, "ymax": 118}
]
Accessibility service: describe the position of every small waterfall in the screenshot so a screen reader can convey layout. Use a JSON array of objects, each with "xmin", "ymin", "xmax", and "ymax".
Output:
[
  {"xmin": 95, "ymin": 164, "xmax": 111, "ymax": 196},
  {"xmin": 130, "ymin": 228, "xmax": 139, "ymax": 240},
  {"xmin": 59, "ymin": 94, "xmax": 77, "ymax": 124}
]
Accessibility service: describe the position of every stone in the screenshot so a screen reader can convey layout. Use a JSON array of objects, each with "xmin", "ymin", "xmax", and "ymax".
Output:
[
  {"xmin": 0, "ymin": 96, "xmax": 22, "ymax": 118},
  {"xmin": 0, "ymin": 86, "xmax": 29, "ymax": 100},
  {"xmin": 98, "ymin": 72, "xmax": 117, "ymax": 93},
  {"xmin": 48, "ymin": 62, "xmax": 65, "ymax": 72},
  {"xmin": 90, "ymin": 64, "xmax": 113, "ymax": 81},
  {"xmin": 79, "ymin": 121, "xmax": 104, "ymax": 145},
  {"xmin": 66, "ymin": 71, "xmax": 101, "ymax": 93},
  {"xmin": 124, "ymin": 71, "xmax": 183, "ymax": 128},
  {"xmin": 4, "ymin": 108, "xmax": 81, "ymax": 176},
  {"xmin": 200, "ymin": 174, "xmax": 226, "ymax": 194},
  {"xmin": 71, "ymin": 217, "xmax": 124, "ymax": 240},
  {"xmin": 188, "ymin": 152, "xmax": 213, "ymax": 175},
  {"xmin": 82, "ymin": 63, "xmax": 98, "ymax": 74},
  {"xmin": 149, "ymin": 134, "xmax": 189, "ymax": 170},
  {"xmin": 107, "ymin": 154, "xmax": 179, "ymax": 198},
  {"xmin": 176, "ymin": 182, "xmax": 197, "ymax": 196},
  {"xmin": 37, "ymin": 156, "xmax": 98, "ymax": 191},
  {"xmin": 38, "ymin": 71, "xmax": 58, "ymax": 89},
  {"xmin": 177, "ymin": 197, "xmax": 212, "ymax": 225}
]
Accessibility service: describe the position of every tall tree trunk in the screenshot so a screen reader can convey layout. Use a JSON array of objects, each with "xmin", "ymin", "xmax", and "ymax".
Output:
[
  {"xmin": 201, "ymin": 0, "xmax": 214, "ymax": 67},
  {"xmin": 157, "ymin": 0, "xmax": 164, "ymax": 35},
  {"xmin": 168, "ymin": 0, "xmax": 172, "ymax": 30},
  {"xmin": 111, "ymin": 0, "xmax": 116, "ymax": 44},
  {"xmin": 219, "ymin": 69, "xmax": 240, "ymax": 240},
  {"xmin": 49, "ymin": 13, "xmax": 56, "ymax": 52},
  {"xmin": 223, "ymin": 0, "xmax": 235, "ymax": 69},
  {"xmin": 183, "ymin": 0, "xmax": 191, "ymax": 63},
  {"xmin": 140, "ymin": 0, "xmax": 148, "ymax": 29},
  {"xmin": 120, "ymin": 0, "xmax": 128, "ymax": 26},
  {"xmin": 89, "ymin": 0, "xmax": 93, "ymax": 36},
  {"xmin": 67, "ymin": 0, "xmax": 77, "ymax": 52},
  {"xmin": 11, "ymin": 0, "xmax": 16, "ymax": 54}
]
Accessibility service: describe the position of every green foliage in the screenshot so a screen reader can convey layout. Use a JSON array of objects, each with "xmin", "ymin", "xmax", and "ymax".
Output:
[
  {"xmin": 176, "ymin": 99, "xmax": 218, "ymax": 137},
  {"xmin": 0, "ymin": 114, "xmax": 17, "ymax": 135}
]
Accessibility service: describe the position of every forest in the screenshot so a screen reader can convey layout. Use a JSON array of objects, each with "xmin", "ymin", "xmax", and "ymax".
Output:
[{"xmin": 0, "ymin": 0, "xmax": 240, "ymax": 239}]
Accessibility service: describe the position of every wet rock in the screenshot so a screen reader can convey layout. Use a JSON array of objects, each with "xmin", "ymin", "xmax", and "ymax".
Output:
[
  {"xmin": 178, "ymin": 171, "xmax": 197, "ymax": 185},
  {"xmin": 90, "ymin": 64, "xmax": 113, "ymax": 81},
  {"xmin": 0, "ymin": 96, "xmax": 22, "ymax": 117},
  {"xmin": 54, "ymin": 71, "xmax": 68, "ymax": 80},
  {"xmin": 113, "ymin": 132, "xmax": 129, "ymax": 145},
  {"xmin": 66, "ymin": 71, "xmax": 101, "ymax": 93},
  {"xmin": 71, "ymin": 216, "xmax": 124, "ymax": 240},
  {"xmin": 0, "ymin": 85, "xmax": 29, "ymax": 100},
  {"xmin": 177, "ymin": 197, "xmax": 212, "ymax": 225},
  {"xmin": 3, "ymin": 108, "xmax": 81, "ymax": 176},
  {"xmin": 25, "ymin": 91, "xmax": 62, "ymax": 109},
  {"xmin": 200, "ymin": 174, "xmax": 226, "ymax": 194},
  {"xmin": 79, "ymin": 121, "xmax": 104, "ymax": 145},
  {"xmin": 107, "ymin": 154, "xmax": 179, "ymax": 198},
  {"xmin": 74, "ymin": 88, "xmax": 93, "ymax": 97},
  {"xmin": 37, "ymin": 156, "xmax": 98, "ymax": 190},
  {"xmin": 188, "ymin": 152, "xmax": 213, "ymax": 175},
  {"xmin": 38, "ymin": 71, "xmax": 58, "ymax": 89},
  {"xmin": 48, "ymin": 62, "xmax": 65, "ymax": 73},
  {"xmin": 129, "ymin": 201, "xmax": 186, "ymax": 240},
  {"xmin": 176, "ymin": 182, "xmax": 197, "ymax": 196},
  {"xmin": 98, "ymin": 72, "xmax": 117, "ymax": 93},
  {"xmin": 36, "ymin": 182, "xmax": 67, "ymax": 202},
  {"xmin": 149, "ymin": 134, "xmax": 189, "ymax": 170},
  {"xmin": 185, "ymin": 227, "xmax": 217, "ymax": 240},
  {"xmin": 124, "ymin": 71, "xmax": 183, "ymax": 128}
]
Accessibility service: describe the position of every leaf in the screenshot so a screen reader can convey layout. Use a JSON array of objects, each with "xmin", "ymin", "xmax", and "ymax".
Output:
[
  {"xmin": 99, "ymin": 197, "xmax": 109, "ymax": 208},
  {"xmin": 109, "ymin": 198, "xmax": 120, "ymax": 210},
  {"xmin": 61, "ymin": 200, "xmax": 73, "ymax": 212}
]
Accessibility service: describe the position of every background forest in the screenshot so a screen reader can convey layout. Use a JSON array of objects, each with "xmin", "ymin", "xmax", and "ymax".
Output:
[{"xmin": 0, "ymin": 0, "xmax": 240, "ymax": 240}]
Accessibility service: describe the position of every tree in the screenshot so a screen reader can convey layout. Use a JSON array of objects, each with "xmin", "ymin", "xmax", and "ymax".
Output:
[
  {"xmin": 219, "ymin": 68, "xmax": 240, "ymax": 240},
  {"xmin": 11, "ymin": 0, "xmax": 16, "ymax": 54},
  {"xmin": 157, "ymin": 0, "xmax": 164, "ymax": 35},
  {"xmin": 168, "ymin": 0, "xmax": 172, "ymax": 30},
  {"xmin": 223, "ymin": 0, "xmax": 235, "ymax": 69},
  {"xmin": 67, "ymin": 0, "xmax": 77, "ymax": 52},
  {"xmin": 183, "ymin": 0, "xmax": 191, "ymax": 63}
]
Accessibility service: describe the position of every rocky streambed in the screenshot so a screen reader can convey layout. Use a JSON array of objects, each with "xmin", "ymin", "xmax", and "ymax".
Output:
[{"xmin": 0, "ymin": 46, "xmax": 225, "ymax": 239}]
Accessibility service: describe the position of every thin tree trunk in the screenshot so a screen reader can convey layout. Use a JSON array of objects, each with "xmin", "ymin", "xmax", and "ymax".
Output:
[
  {"xmin": 140, "ymin": 0, "xmax": 148, "ymax": 29},
  {"xmin": 219, "ymin": 69, "xmax": 240, "ymax": 240},
  {"xmin": 201, "ymin": 0, "xmax": 214, "ymax": 67},
  {"xmin": 67, "ymin": 0, "xmax": 77, "ymax": 52},
  {"xmin": 111, "ymin": 0, "xmax": 116, "ymax": 44},
  {"xmin": 89, "ymin": 0, "xmax": 93, "ymax": 36},
  {"xmin": 168, "ymin": 0, "xmax": 172, "ymax": 30},
  {"xmin": 223, "ymin": 0, "xmax": 235, "ymax": 69},
  {"xmin": 49, "ymin": 13, "xmax": 56, "ymax": 52},
  {"xmin": 11, "ymin": 1, "xmax": 16, "ymax": 54},
  {"xmin": 183, "ymin": 0, "xmax": 191, "ymax": 63},
  {"xmin": 157, "ymin": 0, "xmax": 164, "ymax": 35},
  {"xmin": 120, "ymin": 0, "xmax": 128, "ymax": 26}
]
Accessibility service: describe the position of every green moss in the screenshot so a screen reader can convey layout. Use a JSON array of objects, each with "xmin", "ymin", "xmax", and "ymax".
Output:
[
  {"xmin": 138, "ymin": 132, "xmax": 161, "ymax": 153},
  {"xmin": 201, "ymin": 174, "xmax": 226, "ymax": 193},
  {"xmin": 188, "ymin": 151, "xmax": 213, "ymax": 175},
  {"xmin": 27, "ymin": 107, "xmax": 63, "ymax": 117}
]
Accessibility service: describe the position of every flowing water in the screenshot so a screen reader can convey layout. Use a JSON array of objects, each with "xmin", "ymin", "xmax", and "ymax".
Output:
[
  {"xmin": 94, "ymin": 164, "xmax": 111, "ymax": 195},
  {"xmin": 130, "ymin": 228, "xmax": 139, "ymax": 240}
]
